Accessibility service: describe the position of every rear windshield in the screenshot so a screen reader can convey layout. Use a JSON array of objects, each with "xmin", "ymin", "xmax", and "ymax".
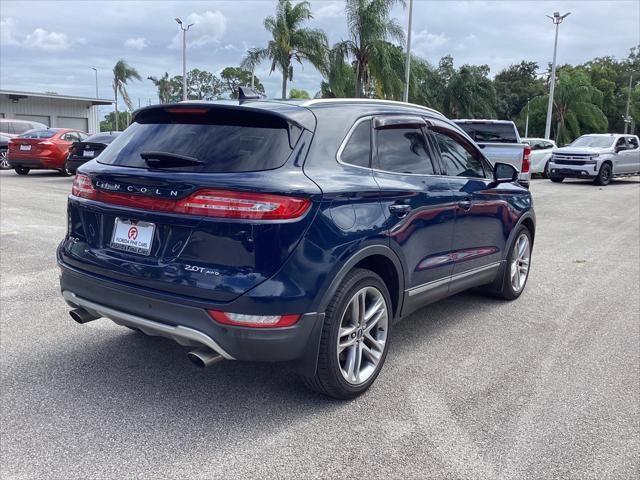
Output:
[
  {"xmin": 85, "ymin": 133, "xmax": 120, "ymax": 144},
  {"xmin": 569, "ymin": 136, "xmax": 615, "ymax": 148},
  {"xmin": 98, "ymin": 109, "xmax": 298, "ymax": 173},
  {"xmin": 455, "ymin": 122, "xmax": 519, "ymax": 143},
  {"xmin": 20, "ymin": 130, "xmax": 56, "ymax": 139}
]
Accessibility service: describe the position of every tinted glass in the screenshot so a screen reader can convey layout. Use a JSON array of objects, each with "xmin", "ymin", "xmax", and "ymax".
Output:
[
  {"xmin": 431, "ymin": 128, "xmax": 485, "ymax": 178},
  {"xmin": 628, "ymin": 137, "xmax": 639, "ymax": 149},
  {"xmin": 20, "ymin": 130, "xmax": 55, "ymax": 139},
  {"xmin": 12, "ymin": 122, "xmax": 35, "ymax": 135},
  {"xmin": 375, "ymin": 127, "xmax": 435, "ymax": 175},
  {"xmin": 98, "ymin": 112, "xmax": 296, "ymax": 173},
  {"xmin": 570, "ymin": 136, "xmax": 615, "ymax": 148},
  {"xmin": 340, "ymin": 120, "xmax": 371, "ymax": 167},
  {"xmin": 85, "ymin": 133, "xmax": 119, "ymax": 144},
  {"xmin": 456, "ymin": 122, "xmax": 518, "ymax": 143}
]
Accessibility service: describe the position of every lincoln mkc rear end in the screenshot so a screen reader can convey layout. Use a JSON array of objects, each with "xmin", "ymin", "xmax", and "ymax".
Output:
[{"xmin": 58, "ymin": 95, "xmax": 535, "ymax": 399}]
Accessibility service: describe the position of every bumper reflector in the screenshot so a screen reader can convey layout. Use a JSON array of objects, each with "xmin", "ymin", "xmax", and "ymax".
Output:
[{"xmin": 209, "ymin": 310, "xmax": 300, "ymax": 328}]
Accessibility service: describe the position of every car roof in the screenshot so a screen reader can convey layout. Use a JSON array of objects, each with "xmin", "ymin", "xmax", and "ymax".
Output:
[
  {"xmin": 454, "ymin": 119, "xmax": 515, "ymax": 124},
  {"xmin": 135, "ymin": 98, "xmax": 448, "ymax": 132}
]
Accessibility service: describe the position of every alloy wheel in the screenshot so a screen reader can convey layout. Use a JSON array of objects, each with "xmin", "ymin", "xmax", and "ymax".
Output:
[
  {"xmin": 0, "ymin": 150, "xmax": 9, "ymax": 170},
  {"xmin": 510, "ymin": 233, "xmax": 531, "ymax": 293},
  {"xmin": 337, "ymin": 286, "xmax": 389, "ymax": 385}
]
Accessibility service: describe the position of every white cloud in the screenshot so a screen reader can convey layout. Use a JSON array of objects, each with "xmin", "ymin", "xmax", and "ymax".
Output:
[
  {"xmin": 314, "ymin": 2, "xmax": 343, "ymax": 19},
  {"xmin": 23, "ymin": 28, "xmax": 70, "ymax": 51},
  {"xmin": 412, "ymin": 29, "xmax": 449, "ymax": 57},
  {"xmin": 1, "ymin": 17, "xmax": 20, "ymax": 45},
  {"xmin": 169, "ymin": 11, "xmax": 227, "ymax": 49},
  {"xmin": 125, "ymin": 37, "xmax": 148, "ymax": 50}
]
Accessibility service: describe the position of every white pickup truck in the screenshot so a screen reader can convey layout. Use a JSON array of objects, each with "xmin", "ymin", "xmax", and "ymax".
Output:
[
  {"xmin": 548, "ymin": 133, "xmax": 640, "ymax": 185},
  {"xmin": 454, "ymin": 120, "xmax": 531, "ymax": 187}
]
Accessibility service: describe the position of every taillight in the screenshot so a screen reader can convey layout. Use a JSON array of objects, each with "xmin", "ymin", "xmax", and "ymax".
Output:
[
  {"xmin": 208, "ymin": 310, "xmax": 300, "ymax": 328},
  {"xmin": 71, "ymin": 174, "xmax": 97, "ymax": 199},
  {"xmin": 522, "ymin": 145, "xmax": 531, "ymax": 173},
  {"xmin": 38, "ymin": 141, "xmax": 54, "ymax": 146},
  {"xmin": 70, "ymin": 175, "xmax": 311, "ymax": 220}
]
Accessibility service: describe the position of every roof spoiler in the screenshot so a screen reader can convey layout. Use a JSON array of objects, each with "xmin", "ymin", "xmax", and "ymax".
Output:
[{"xmin": 238, "ymin": 86, "xmax": 261, "ymax": 103}]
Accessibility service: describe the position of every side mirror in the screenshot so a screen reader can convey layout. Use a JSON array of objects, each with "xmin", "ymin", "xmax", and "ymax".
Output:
[{"xmin": 493, "ymin": 162, "xmax": 518, "ymax": 184}]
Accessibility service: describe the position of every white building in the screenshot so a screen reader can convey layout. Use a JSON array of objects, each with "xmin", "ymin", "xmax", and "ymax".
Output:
[{"xmin": 0, "ymin": 90, "xmax": 114, "ymax": 134}]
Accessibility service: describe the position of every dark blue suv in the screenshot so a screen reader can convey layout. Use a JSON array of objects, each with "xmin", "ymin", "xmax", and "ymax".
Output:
[{"xmin": 58, "ymin": 96, "xmax": 535, "ymax": 399}]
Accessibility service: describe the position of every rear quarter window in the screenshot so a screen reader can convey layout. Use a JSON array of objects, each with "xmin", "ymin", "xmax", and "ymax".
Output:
[{"xmin": 98, "ymin": 109, "xmax": 299, "ymax": 173}]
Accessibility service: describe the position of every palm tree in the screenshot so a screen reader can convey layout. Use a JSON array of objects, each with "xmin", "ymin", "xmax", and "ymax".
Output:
[
  {"xmin": 526, "ymin": 69, "xmax": 608, "ymax": 144},
  {"xmin": 112, "ymin": 59, "xmax": 141, "ymax": 130},
  {"xmin": 241, "ymin": 0, "xmax": 328, "ymax": 99},
  {"xmin": 443, "ymin": 64, "xmax": 497, "ymax": 119},
  {"xmin": 147, "ymin": 72, "xmax": 172, "ymax": 104},
  {"xmin": 332, "ymin": 0, "xmax": 405, "ymax": 98}
]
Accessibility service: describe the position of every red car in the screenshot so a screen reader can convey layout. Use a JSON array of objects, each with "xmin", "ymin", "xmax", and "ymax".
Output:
[{"xmin": 7, "ymin": 128, "xmax": 88, "ymax": 175}]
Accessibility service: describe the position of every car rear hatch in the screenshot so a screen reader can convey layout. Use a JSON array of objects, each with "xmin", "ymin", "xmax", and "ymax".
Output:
[
  {"xmin": 68, "ymin": 141, "xmax": 109, "ymax": 160},
  {"xmin": 60, "ymin": 103, "xmax": 320, "ymax": 303}
]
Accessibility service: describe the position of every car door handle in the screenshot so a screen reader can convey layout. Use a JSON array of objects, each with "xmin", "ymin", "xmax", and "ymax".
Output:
[
  {"xmin": 458, "ymin": 199, "xmax": 472, "ymax": 210},
  {"xmin": 388, "ymin": 204, "xmax": 411, "ymax": 217}
]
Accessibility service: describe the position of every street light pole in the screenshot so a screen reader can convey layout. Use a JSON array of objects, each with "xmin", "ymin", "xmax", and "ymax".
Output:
[
  {"xmin": 544, "ymin": 11, "xmax": 570, "ymax": 140},
  {"xmin": 175, "ymin": 18, "xmax": 194, "ymax": 101},
  {"xmin": 91, "ymin": 67, "xmax": 98, "ymax": 98},
  {"xmin": 525, "ymin": 99, "xmax": 530, "ymax": 138},
  {"xmin": 624, "ymin": 75, "xmax": 633, "ymax": 134},
  {"xmin": 402, "ymin": 0, "xmax": 414, "ymax": 103}
]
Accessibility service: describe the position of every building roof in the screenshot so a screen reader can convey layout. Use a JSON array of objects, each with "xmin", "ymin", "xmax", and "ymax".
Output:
[{"xmin": 0, "ymin": 90, "xmax": 114, "ymax": 106}]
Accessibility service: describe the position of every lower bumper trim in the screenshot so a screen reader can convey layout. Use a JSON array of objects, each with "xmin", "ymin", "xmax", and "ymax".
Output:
[{"xmin": 62, "ymin": 290, "xmax": 236, "ymax": 360}]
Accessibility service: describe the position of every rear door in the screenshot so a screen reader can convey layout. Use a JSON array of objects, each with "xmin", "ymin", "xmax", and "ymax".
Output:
[
  {"xmin": 427, "ymin": 120, "xmax": 509, "ymax": 292},
  {"xmin": 370, "ymin": 116, "xmax": 457, "ymax": 310},
  {"xmin": 61, "ymin": 105, "xmax": 320, "ymax": 303},
  {"xmin": 619, "ymin": 136, "xmax": 640, "ymax": 173}
]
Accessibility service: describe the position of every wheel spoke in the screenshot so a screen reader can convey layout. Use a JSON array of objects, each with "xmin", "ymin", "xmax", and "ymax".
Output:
[
  {"xmin": 362, "ymin": 342, "xmax": 381, "ymax": 363},
  {"xmin": 338, "ymin": 336, "xmax": 356, "ymax": 354},
  {"xmin": 339, "ymin": 324, "xmax": 357, "ymax": 339},
  {"xmin": 352, "ymin": 344, "xmax": 363, "ymax": 382},
  {"xmin": 344, "ymin": 345, "xmax": 357, "ymax": 380}
]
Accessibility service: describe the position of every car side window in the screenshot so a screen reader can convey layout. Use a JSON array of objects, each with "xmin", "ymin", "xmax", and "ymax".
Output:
[
  {"xmin": 627, "ymin": 137, "xmax": 639, "ymax": 150},
  {"xmin": 429, "ymin": 126, "xmax": 486, "ymax": 178},
  {"xmin": 340, "ymin": 119, "xmax": 371, "ymax": 168},
  {"xmin": 375, "ymin": 127, "xmax": 436, "ymax": 175},
  {"xmin": 615, "ymin": 137, "xmax": 626, "ymax": 149}
]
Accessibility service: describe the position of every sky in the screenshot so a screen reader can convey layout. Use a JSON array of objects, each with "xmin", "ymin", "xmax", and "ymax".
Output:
[{"xmin": 1, "ymin": 0, "xmax": 639, "ymax": 117}]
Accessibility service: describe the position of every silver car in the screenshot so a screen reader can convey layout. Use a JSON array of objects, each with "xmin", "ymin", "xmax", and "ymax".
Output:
[{"xmin": 548, "ymin": 134, "xmax": 640, "ymax": 185}]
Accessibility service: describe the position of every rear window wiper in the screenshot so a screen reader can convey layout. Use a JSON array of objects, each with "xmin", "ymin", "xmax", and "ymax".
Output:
[{"xmin": 140, "ymin": 151, "xmax": 204, "ymax": 168}]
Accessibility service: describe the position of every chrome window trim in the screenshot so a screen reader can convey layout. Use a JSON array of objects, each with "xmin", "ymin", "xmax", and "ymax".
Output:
[
  {"xmin": 336, "ymin": 116, "xmax": 374, "ymax": 170},
  {"xmin": 407, "ymin": 262, "xmax": 502, "ymax": 297}
]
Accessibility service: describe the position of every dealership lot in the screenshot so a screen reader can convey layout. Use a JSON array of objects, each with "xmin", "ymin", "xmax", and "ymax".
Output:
[{"xmin": 1, "ymin": 171, "xmax": 638, "ymax": 479}]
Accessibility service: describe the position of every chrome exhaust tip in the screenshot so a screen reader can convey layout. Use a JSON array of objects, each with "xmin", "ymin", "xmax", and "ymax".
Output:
[
  {"xmin": 69, "ymin": 307, "xmax": 100, "ymax": 324},
  {"xmin": 187, "ymin": 348, "xmax": 224, "ymax": 368}
]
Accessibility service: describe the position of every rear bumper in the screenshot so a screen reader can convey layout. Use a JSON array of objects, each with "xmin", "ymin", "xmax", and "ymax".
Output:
[
  {"xmin": 58, "ymin": 258, "xmax": 325, "ymax": 373},
  {"xmin": 7, "ymin": 158, "xmax": 47, "ymax": 169},
  {"xmin": 65, "ymin": 157, "xmax": 88, "ymax": 172}
]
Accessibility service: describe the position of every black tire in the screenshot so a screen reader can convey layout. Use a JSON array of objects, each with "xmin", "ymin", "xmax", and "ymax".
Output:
[
  {"xmin": 58, "ymin": 167, "xmax": 73, "ymax": 177},
  {"xmin": 303, "ymin": 268, "xmax": 392, "ymax": 399},
  {"xmin": 594, "ymin": 163, "xmax": 612, "ymax": 186},
  {"xmin": 549, "ymin": 175, "xmax": 564, "ymax": 183},
  {"xmin": 542, "ymin": 161, "xmax": 550, "ymax": 179},
  {"xmin": 14, "ymin": 166, "xmax": 29, "ymax": 176},
  {"xmin": 0, "ymin": 149, "xmax": 9, "ymax": 170},
  {"xmin": 488, "ymin": 226, "xmax": 532, "ymax": 301}
]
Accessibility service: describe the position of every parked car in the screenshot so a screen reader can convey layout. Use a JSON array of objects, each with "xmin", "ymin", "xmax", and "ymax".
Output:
[
  {"xmin": 548, "ymin": 133, "xmax": 640, "ymax": 185},
  {"xmin": 454, "ymin": 119, "xmax": 531, "ymax": 187},
  {"xmin": 0, "ymin": 118, "xmax": 48, "ymax": 169},
  {"xmin": 58, "ymin": 96, "xmax": 535, "ymax": 399},
  {"xmin": 522, "ymin": 138, "xmax": 557, "ymax": 177},
  {"xmin": 7, "ymin": 128, "xmax": 87, "ymax": 175},
  {"xmin": 65, "ymin": 132, "xmax": 121, "ymax": 174}
]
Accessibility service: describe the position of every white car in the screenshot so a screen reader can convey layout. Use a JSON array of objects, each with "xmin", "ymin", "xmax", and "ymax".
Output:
[{"xmin": 522, "ymin": 138, "xmax": 556, "ymax": 176}]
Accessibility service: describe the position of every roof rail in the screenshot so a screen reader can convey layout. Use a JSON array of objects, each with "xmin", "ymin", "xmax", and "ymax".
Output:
[{"xmin": 300, "ymin": 98, "xmax": 443, "ymax": 116}]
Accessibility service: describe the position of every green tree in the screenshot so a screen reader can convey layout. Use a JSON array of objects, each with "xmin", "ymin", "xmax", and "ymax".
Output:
[
  {"xmin": 242, "ymin": 0, "xmax": 328, "ymax": 99},
  {"xmin": 320, "ymin": 50, "xmax": 356, "ymax": 98},
  {"xmin": 187, "ymin": 69, "xmax": 224, "ymax": 100},
  {"xmin": 220, "ymin": 67, "xmax": 266, "ymax": 98},
  {"xmin": 332, "ymin": 0, "xmax": 405, "ymax": 97},
  {"xmin": 526, "ymin": 69, "xmax": 607, "ymax": 144},
  {"xmin": 100, "ymin": 111, "xmax": 130, "ymax": 132},
  {"xmin": 112, "ymin": 59, "xmax": 141, "ymax": 130},
  {"xmin": 494, "ymin": 61, "xmax": 545, "ymax": 120},
  {"xmin": 289, "ymin": 88, "xmax": 310, "ymax": 98},
  {"xmin": 443, "ymin": 63, "xmax": 496, "ymax": 119},
  {"xmin": 147, "ymin": 72, "xmax": 173, "ymax": 104}
]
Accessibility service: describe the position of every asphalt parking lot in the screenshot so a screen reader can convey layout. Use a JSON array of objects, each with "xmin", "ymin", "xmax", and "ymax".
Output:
[{"xmin": 1, "ymin": 171, "xmax": 639, "ymax": 480}]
